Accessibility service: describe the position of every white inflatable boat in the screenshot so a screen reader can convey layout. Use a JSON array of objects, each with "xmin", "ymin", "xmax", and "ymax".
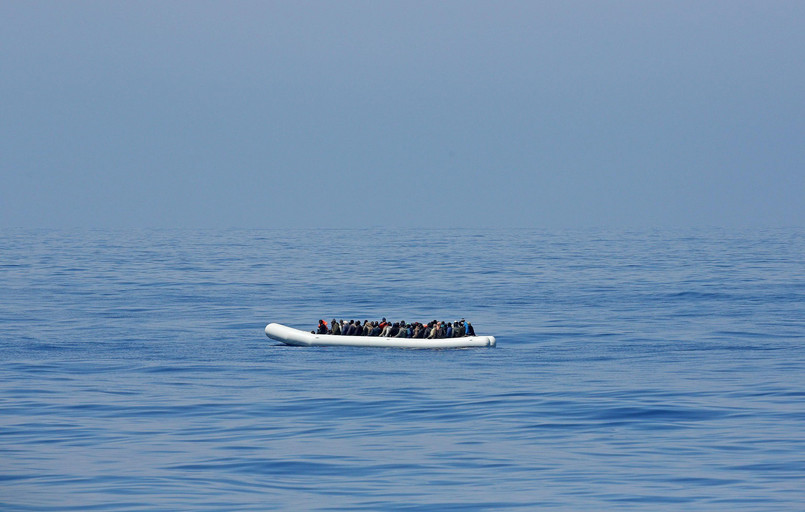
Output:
[{"xmin": 265, "ymin": 323, "xmax": 496, "ymax": 349}]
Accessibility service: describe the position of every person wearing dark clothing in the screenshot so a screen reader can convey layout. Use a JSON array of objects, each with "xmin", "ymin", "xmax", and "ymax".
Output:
[
  {"xmin": 466, "ymin": 323, "xmax": 475, "ymax": 336},
  {"xmin": 317, "ymin": 320, "xmax": 328, "ymax": 334}
]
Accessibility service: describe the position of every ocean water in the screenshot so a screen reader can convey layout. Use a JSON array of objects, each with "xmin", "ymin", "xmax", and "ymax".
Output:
[{"xmin": 1, "ymin": 228, "xmax": 804, "ymax": 511}]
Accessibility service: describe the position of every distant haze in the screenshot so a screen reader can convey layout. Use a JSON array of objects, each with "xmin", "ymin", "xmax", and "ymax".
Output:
[{"xmin": 2, "ymin": 1, "xmax": 803, "ymax": 228}]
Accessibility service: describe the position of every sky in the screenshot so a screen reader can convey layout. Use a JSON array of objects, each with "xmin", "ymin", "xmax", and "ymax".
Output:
[{"xmin": 1, "ymin": 1, "xmax": 803, "ymax": 229}]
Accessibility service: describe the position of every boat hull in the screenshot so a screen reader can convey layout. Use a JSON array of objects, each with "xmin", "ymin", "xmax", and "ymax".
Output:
[{"xmin": 265, "ymin": 323, "xmax": 495, "ymax": 348}]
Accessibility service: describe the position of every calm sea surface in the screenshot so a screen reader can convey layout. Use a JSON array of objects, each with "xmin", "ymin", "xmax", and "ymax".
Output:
[{"xmin": 1, "ymin": 228, "xmax": 803, "ymax": 511}]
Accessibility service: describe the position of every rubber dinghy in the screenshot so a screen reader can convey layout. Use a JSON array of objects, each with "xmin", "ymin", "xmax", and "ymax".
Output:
[{"xmin": 265, "ymin": 323, "xmax": 496, "ymax": 349}]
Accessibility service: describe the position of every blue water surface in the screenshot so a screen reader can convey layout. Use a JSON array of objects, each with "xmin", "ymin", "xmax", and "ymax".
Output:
[{"xmin": 1, "ymin": 228, "xmax": 804, "ymax": 510}]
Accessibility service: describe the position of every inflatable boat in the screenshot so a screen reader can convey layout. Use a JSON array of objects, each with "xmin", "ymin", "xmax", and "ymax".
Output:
[{"xmin": 265, "ymin": 323, "xmax": 496, "ymax": 349}]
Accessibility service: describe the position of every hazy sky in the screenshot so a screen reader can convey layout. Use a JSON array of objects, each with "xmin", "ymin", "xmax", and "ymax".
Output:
[{"xmin": 2, "ymin": 1, "xmax": 803, "ymax": 228}]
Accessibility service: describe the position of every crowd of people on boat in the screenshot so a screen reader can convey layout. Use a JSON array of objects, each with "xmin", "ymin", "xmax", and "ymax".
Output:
[{"xmin": 315, "ymin": 318, "xmax": 476, "ymax": 338}]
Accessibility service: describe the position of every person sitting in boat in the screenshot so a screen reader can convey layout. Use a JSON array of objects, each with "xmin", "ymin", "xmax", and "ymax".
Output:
[
  {"xmin": 317, "ymin": 320, "xmax": 328, "ymax": 334},
  {"xmin": 370, "ymin": 322, "xmax": 382, "ymax": 336}
]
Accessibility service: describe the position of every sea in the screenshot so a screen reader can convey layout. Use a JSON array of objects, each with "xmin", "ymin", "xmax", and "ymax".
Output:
[{"xmin": 1, "ymin": 228, "xmax": 803, "ymax": 511}]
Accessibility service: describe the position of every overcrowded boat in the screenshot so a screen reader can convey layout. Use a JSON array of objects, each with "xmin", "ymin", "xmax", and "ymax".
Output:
[{"xmin": 265, "ymin": 320, "xmax": 495, "ymax": 348}]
